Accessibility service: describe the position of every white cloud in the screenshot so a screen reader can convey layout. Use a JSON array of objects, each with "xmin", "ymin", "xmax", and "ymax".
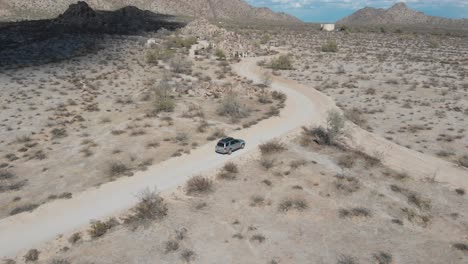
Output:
[{"xmin": 247, "ymin": 0, "xmax": 468, "ymax": 9}]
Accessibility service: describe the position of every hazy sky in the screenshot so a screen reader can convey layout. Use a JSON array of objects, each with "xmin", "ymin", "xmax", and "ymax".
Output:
[{"xmin": 245, "ymin": 0, "xmax": 468, "ymax": 22}]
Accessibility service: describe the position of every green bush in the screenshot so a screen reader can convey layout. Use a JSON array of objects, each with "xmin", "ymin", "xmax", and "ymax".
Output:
[
  {"xmin": 321, "ymin": 39, "xmax": 338, "ymax": 52},
  {"xmin": 166, "ymin": 36, "xmax": 197, "ymax": 49},
  {"xmin": 268, "ymin": 55, "xmax": 293, "ymax": 70},
  {"xmin": 215, "ymin": 49, "xmax": 226, "ymax": 60},
  {"xmin": 145, "ymin": 48, "xmax": 175, "ymax": 64}
]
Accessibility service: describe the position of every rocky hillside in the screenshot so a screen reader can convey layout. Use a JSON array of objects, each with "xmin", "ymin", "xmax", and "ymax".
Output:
[
  {"xmin": 338, "ymin": 2, "xmax": 468, "ymax": 28},
  {"xmin": 0, "ymin": 0, "xmax": 301, "ymax": 23}
]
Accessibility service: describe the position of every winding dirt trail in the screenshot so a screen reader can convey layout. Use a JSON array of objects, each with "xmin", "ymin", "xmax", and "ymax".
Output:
[{"xmin": 1, "ymin": 55, "xmax": 467, "ymax": 259}]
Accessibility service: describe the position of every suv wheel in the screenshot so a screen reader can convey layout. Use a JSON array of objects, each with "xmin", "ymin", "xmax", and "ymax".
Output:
[
  {"xmin": 241, "ymin": 143, "xmax": 245, "ymax": 149},
  {"xmin": 228, "ymin": 149, "xmax": 232, "ymax": 155}
]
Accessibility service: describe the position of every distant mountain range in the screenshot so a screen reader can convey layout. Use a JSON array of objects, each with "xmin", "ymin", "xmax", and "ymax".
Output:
[
  {"xmin": 0, "ymin": 0, "xmax": 301, "ymax": 24},
  {"xmin": 338, "ymin": 2, "xmax": 468, "ymax": 28}
]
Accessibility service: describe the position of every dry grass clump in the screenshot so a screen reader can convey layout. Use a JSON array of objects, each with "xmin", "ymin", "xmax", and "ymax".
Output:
[
  {"xmin": 334, "ymin": 175, "xmax": 360, "ymax": 194},
  {"xmin": 108, "ymin": 161, "xmax": 130, "ymax": 177},
  {"xmin": 24, "ymin": 249, "xmax": 39, "ymax": 262},
  {"xmin": 390, "ymin": 185, "xmax": 431, "ymax": 211},
  {"xmin": 165, "ymin": 240, "xmax": 179, "ymax": 253},
  {"xmin": 88, "ymin": 218, "xmax": 119, "ymax": 239},
  {"xmin": 124, "ymin": 189, "xmax": 168, "ymax": 225},
  {"xmin": 345, "ymin": 107, "xmax": 367, "ymax": 127},
  {"xmin": 206, "ymin": 128, "xmax": 226, "ymax": 141},
  {"xmin": 260, "ymin": 157, "xmax": 275, "ymax": 170},
  {"xmin": 452, "ymin": 243, "xmax": 468, "ymax": 252},
  {"xmin": 373, "ymin": 252, "xmax": 392, "ymax": 264},
  {"xmin": 337, "ymin": 154, "xmax": 355, "ymax": 168},
  {"xmin": 180, "ymin": 249, "xmax": 196, "ymax": 262},
  {"xmin": 339, "ymin": 207, "xmax": 372, "ymax": 218},
  {"xmin": 250, "ymin": 234, "xmax": 266, "ymax": 243},
  {"xmin": 217, "ymin": 92, "xmax": 250, "ymax": 119},
  {"xmin": 51, "ymin": 128, "xmax": 68, "ymax": 139},
  {"xmin": 337, "ymin": 255, "xmax": 357, "ymax": 264},
  {"xmin": 458, "ymin": 155, "xmax": 468, "ymax": 168},
  {"xmin": 278, "ymin": 197, "xmax": 308, "ymax": 212},
  {"xmin": 321, "ymin": 39, "xmax": 338, "ymax": 52},
  {"xmin": 259, "ymin": 140, "xmax": 286, "ymax": 155},
  {"xmin": 10, "ymin": 203, "xmax": 39, "ymax": 215},
  {"xmin": 185, "ymin": 176, "xmax": 213, "ymax": 195},
  {"xmin": 68, "ymin": 232, "xmax": 81, "ymax": 244},
  {"xmin": 217, "ymin": 162, "xmax": 239, "ymax": 180}
]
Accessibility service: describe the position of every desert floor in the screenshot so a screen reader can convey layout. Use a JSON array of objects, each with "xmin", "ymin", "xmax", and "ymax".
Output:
[
  {"xmin": 259, "ymin": 29, "xmax": 468, "ymax": 165},
  {"xmin": 0, "ymin": 32, "xmax": 282, "ymax": 219}
]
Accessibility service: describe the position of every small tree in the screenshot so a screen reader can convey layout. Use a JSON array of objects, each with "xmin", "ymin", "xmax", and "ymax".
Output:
[
  {"xmin": 153, "ymin": 76, "xmax": 175, "ymax": 113},
  {"xmin": 268, "ymin": 55, "xmax": 293, "ymax": 70},
  {"xmin": 326, "ymin": 109, "xmax": 345, "ymax": 143}
]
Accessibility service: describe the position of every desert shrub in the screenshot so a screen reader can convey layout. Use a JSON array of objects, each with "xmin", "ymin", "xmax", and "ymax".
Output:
[
  {"xmin": 453, "ymin": 243, "xmax": 468, "ymax": 252},
  {"xmin": 327, "ymin": 110, "xmax": 345, "ymax": 143},
  {"xmin": 153, "ymin": 77, "xmax": 175, "ymax": 113},
  {"xmin": 301, "ymin": 110, "xmax": 344, "ymax": 146},
  {"xmin": 278, "ymin": 197, "xmax": 308, "ymax": 212},
  {"xmin": 68, "ymin": 232, "xmax": 81, "ymax": 244},
  {"xmin": 321, "ymin": 39, "xmax": 338, "ymax": 52},
  {"xmin": 337, "ymin": 255, "xmax": 357, "ymax": 264},
  {"xmin": 217, "ymin": 92, "xmax": 250, "ymax": 119},
  {"xmin": 334, "ymin": 175, "xmax": 360, "ymax": 193},
  {"xmin": 268, "ymin": 55, "xmax": 293, "ymax": 70},
  {"xmin": 455, "ymin": 188, "xmax": 465, "ymax": 195},
  {"xmin": 260, "ymin": 157, "xmax": 275, "ymax": 170},
  {"xmin": 337, "ymin": 155, "xmax": 355, "ymax": 168},
  {"xmin": 223, "ymin": 162, "xmax": 238, "ymax": 174},
  {"xmin": 215, "ymin": 49, "xmax": 226, "ymax": 60},
  {"xmin": 145, "ymin": 47, "xmax": 174, "ymax": 64},
  {"xmin": 124, "ymin": 189, "xmax": 168, "ymax": 225},
  {"xmin": 108, "ymin": 162, "xmax": 129, "ymax": 177},
  {"xmin": 250, "ymin": 234, "xmax": 266, "ymax": 243},
  {"xmin": 206, "ymin": 128, "xmax": 226, "ymax": 141},
  {"xmin": 51, "ymin": 128, "xmax": 68, "ymax": 138},
  {"xmin": 345, "ymin": 107, "xmax": 367, "ymax": 127},
  {"xmin": 0, "ymin": 170, "xmax": 14, "ymax": 180},
  {"xmin": 290, "ymin": 159, "xmax": 307, "ymax": 169},
  {"xmin": 166, "ymin": 36, "xmax": 197, "ymax": 49},
  {"xmin": 50, "ymin": 259, "xmax": 70, "ymax": 264},
  {"xmin": 24, "ymin": 249, "xmax": 39, "ymax": 262},
  {"xmin": 170, "ymin": 55, "xmax": 193, "ymax": 74},
  {"xmin": 180, "ymin": 249, "xmax": 196, "ymax": 262},
  {"xmin": 185, "ymin": 176, "xmax": 213, "ymax": 195},
  {"xmin": 165, "ymin": 240, "xmax": 179, "ymax": 253},
  {"xmin": 339, "ymin": 207, "xmax": 371, "ymax": 218},
  {"xmin": 10, "ymin": 204, "xmax": 39, "ymax": 215},
  {"xmin": 88, "ymin": 218, "xmax": 118, "ymax": 239},
  {"xmin": 259, "ymin": 140, "xmax": 286, "ymax": 155},
  {"xmin": 271, "ymin": 91, "xmax": 287, "ymax": 102},
  {"xmin": 373, "ymin": 252, "xmax": 392, "ymax": 264},
  {"xmin": 458, "ymin": 155, "xmax": 468, "ymax": 168}
]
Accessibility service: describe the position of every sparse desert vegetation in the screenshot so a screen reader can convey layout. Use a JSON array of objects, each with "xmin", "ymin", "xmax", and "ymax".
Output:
[{"xmin": 27, "ymin": 131, "xmax": 467, "ymax": 263}]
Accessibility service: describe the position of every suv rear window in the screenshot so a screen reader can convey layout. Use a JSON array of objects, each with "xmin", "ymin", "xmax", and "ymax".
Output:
[{"xmin": 217, "ymin": 143, "xmax": 225, "ymax": 147}]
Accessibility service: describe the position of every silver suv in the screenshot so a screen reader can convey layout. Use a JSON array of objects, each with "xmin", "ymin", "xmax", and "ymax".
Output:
[{"xmin": 215, "ymin": 137, "xmax": 246, "ymax": 155}]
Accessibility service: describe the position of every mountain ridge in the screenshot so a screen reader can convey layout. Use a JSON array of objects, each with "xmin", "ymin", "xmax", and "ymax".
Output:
[
  {"xmin": 338, "ymin": 2, "xmax": 468, "ymax": 28},
  {"xmin": 0, "ymin": 0, "xmax": 301, "ymax": 23}
]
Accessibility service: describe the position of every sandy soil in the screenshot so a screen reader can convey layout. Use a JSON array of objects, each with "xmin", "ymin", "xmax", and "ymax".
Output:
[
  {"xmin": 16, "ymin": 136, "xmax": 468, "ymax": 264},
  {"xmin": 0, "ymin": 33, "xmax": 282, "ymax": 219},
  {"xmin": 276, "ymin": 31, "xmax": 468, "ymax": 165}
]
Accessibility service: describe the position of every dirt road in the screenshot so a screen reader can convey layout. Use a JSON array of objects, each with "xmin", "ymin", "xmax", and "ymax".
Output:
[{"xmin": 1, "ymin": 55, "xmax": 467, "ymax": 259}]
